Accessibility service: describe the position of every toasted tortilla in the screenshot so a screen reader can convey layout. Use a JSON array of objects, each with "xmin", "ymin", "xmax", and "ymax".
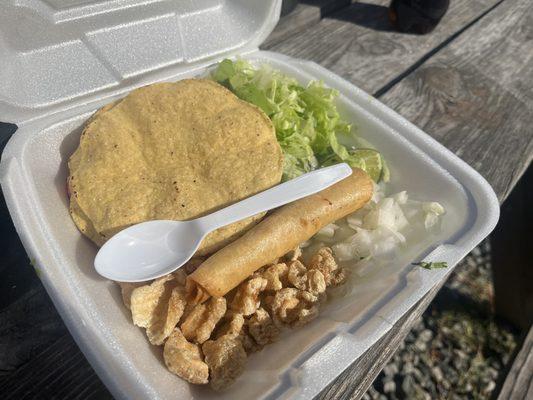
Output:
[{"xmin": 68, "ymin": 79, "xmax": 283, "ymax": 254}]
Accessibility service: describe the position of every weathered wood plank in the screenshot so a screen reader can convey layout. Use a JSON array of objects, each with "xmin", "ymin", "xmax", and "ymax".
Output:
[
  {"xmin": 0, "ymin": 334, "xmax": 112, "ymax": 400},
  {"xmin": 0, "ymin": 184, "xmax": 68, "ymax": 377},
  {"xmin": 0, "ymin": 286, "xmax": 67, "ymax": 376},
  {"xmin": 491, "ymin": 167, "xmax": 532, "ymax": 329},
  {"xmin": 379, "ymin": 0, "xmax": 533, "ymax": 201},
  {"xmin": 318, "ymin": 0, "xmax": 533, "ymax": 397},
  {"xmin": 497, "ymin": 326, "xmax": 533, "ymax": 400},
  {"xmin": 263, "ymin": 0, "xmax": 351, "ymax": 48},
  {"xmin": 266, "ymin": 0, "xmax": 501, "ymax": 95},
  {"xmin": 319, "ymin": 289, "xmax": 446, "ymax": 400}
]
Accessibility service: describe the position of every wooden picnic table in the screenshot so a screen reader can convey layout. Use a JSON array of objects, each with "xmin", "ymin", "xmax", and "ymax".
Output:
[{"xmin": 1, "ymin": 0, "xmax": 532, "ymax": 399}]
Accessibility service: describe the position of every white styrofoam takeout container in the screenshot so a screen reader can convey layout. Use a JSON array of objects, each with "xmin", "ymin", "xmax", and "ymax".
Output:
[{"xmin": 0, "ymin": 1, "xmax": 499, "ymax": 399}]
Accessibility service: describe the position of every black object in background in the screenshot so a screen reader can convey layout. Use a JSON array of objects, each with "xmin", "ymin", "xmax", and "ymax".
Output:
[
  {"xmin": 389, "ymin": 0, "xmax": 450, "ymax": 34},
  {"xmin": 281, "ymin": 0, "xmax": 298, "ymax": 16}
]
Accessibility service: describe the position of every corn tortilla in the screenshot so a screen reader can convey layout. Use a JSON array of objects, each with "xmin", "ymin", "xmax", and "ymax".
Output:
[{"xmin": 68, "ymin": 79, "xmax": 283, "ymax": 254}]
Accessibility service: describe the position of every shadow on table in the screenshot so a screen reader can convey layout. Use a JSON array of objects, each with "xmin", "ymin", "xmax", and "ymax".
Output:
[{"xmin": 301, "ymin": 1, "xmax": 396, "ymax": 33}]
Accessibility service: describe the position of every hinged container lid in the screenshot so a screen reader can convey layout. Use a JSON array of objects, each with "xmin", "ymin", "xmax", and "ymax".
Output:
[{"xmin": 0, "ymin": 0, "xmax": 281, "ymax": 124}]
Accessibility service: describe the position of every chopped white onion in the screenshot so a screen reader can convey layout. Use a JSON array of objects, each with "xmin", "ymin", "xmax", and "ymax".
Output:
[
  {"xmin": 423, "ymin": 201, "xmax": 445, "ymax": 215},
  {"xmin": 312, "ymin": 187, "xmax": 446, "ymax": 265}
]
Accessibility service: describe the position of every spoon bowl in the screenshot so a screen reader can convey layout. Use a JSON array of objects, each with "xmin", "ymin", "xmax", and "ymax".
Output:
[
  {"xmin": 95, "ymin": 163, "xmax": 352, "ymax": 282},
  {"xmin": 95, "ymin": 220, "xmax": 208, "ymax": 281}
]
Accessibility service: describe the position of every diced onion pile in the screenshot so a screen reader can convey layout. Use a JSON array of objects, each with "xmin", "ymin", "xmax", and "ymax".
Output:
[{"xmin": 305, "ymin": 184, "xmax": 445, "ymax": 266}]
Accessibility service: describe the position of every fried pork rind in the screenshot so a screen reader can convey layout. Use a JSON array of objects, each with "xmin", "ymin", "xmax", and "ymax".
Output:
[
  {"xmin": 308, "ymin": 247, "xmax": 348, "ymax": 287},
  {"xmin": 203, "ymin": 335, "xmax": 247, "ymax": 391},
  {"xmin": 173, "ymin": 269, "xmax": 188, "ymax": 286},
  {"xmin": 122, "ymin": 239, "xmax": 351, "ymax": 389},
  {"xmin": 130, "ymin": 275, "xmax": 175, "ymax": 328},
  {"xmin": 164, "ymin": 329, "xmax": 209, "ymax": 385},
  {"xmin": 147, "ymin": 286, "xmax": 187, "ymax": 345},
  {"xmin": 247, "ymin": 308, "xmax": 279, "ymax": 345},
  {"xmin": 118, "ymin": 281, "xmax": 145, "ymax": 309},
  {"xmin": 268, "ymin": 288, "xmax": 320, "ymax": 328},
  {"xmin": 230, "ymin": 276, "xmax": 267, "ymax": 316},
  {"xmin": 260, "ymin": 263, "xmax": 288, "ymax": 291},
  {"xmin": 287, "ymin": 260, "xmax": 307, "ymax": 290},
  {"xmin": 286, "ymin": 259, "xmax": 327, "ymax": 296},
  {"xmin": 241, "ymin": 324, "xmax": 264, "ymax": 354},
  {"xmin": 215, "ymin": 313, "xmax": 245, "ymax": 339},
  {"xmin": 181, "ymin": 297, "xmax": 226, "ymax": 344},
  {"xmin": 306, "ymin": 269, "xmax": 327, "ymax": 296}
]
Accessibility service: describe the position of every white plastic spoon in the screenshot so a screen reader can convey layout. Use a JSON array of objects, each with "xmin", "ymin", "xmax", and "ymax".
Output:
[{"xmin": 94, "ymin": 163, "xmax": 352, "ymax": 282}]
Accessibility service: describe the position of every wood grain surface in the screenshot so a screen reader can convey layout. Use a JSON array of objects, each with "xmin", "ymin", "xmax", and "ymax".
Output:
[
  {"xmin": 497, "ymin": 326, "xmax": 533, "ymax": 400},
  {"xmin": 2, "ymin": 0, "xmax": 532, "ymax": 399},
  {"xmin": 380, "ymin": 0, "xmax": 533, "ymax": 201},
  {"xmin": 265, "ymin": 0, "xmax": 502, "ymax": 95}
]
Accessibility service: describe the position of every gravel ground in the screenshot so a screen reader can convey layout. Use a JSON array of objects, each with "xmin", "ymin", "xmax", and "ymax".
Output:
[{"xmin": 365, "ymin": 239, "xmax": 519, "ymax": 400}]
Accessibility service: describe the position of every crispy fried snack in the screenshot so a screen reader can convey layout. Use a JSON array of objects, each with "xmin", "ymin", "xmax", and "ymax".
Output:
[
  {"xmin": 203, "ymin": 335, "xmax": 247, "ymax": 391},
  {"xmin": 260, "ymin": 263, "xmax": 289, "ymax": 291},
  {"xmin": 309, "ymin": 247, "xmax": 348, "ymax": 287},
  {"xmin": 181, "ymin": 297, "xmax": 226, "ymax": 344},
  {"xmin": 68, "ymin": 80, "xmax": 283, "ymax": 254},
  {"xmin": 230, "ymin": 276, "xmax": 267, "ymax": 316},
  {"xmin": 130, "ymin": 275, "xmax": 175, "ymax": 328},
  {"xmin": 215, "ymin": 313, "xmax": 245, "ymax": 339},
  {"xmin": 267, "ymin": 288, "xmax": 320, "ymax": 328},
  {"xmin": 187, "ymin": 169, "xmax": 372, "ymax": 302},
  {"xmin": 164, "ymin": 329, "xmax": 209, "ymax": 385},
  {"xmin": 123, "ymin": 246, "xmax": 348, "ymax": 390},
  {"xmin": 247, "ymin": 308, "xmax": 279, "ymax": 345},
  {"xmin": 147, "ymin": 286, "xmax": 187, "ymax": 345},
  {"xmin": 118, "ymin": 281, "xmax": 145, "ymax": 310}
]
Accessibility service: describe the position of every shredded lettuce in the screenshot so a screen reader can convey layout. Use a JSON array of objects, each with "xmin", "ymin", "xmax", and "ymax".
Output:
[{"xmin": 212, "ymin": 59, "xmax": 385, "ymax": 181}]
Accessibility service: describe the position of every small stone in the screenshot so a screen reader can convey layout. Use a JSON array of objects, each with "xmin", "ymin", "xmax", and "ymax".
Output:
[
  {"xmin": 485, "ymin": 380, "xmax": 496, "ymax": 393},
  {"xmin": 420, "ymin": 329, "xmax": 434, "ymax": 342},
  {"xmin": 403, "ymin": 362, "xmax": 414, "ymax": 374},
  {"xmin": 454, "ymin": 349, "xmax": 467, "ymax": 359},
  {"xmin": 415, "ymin": 339, "xmax": 427, "ymax": 351},
  {"xmin": 383, "ymin": 364, "xmax": 398, "ymax": 376},
  {"xmin": 432, "ymin": 366, "xmax": 444, "ymax": 382},
  {"xmin": 488, "ymin": 367, "xmax": 498, "ymax": 379},
  {"xmin": 401, "ymin": 375, "xmax": 415, "ymax": 396},
  {"xmin": 471, "ymin": 247, "xmax": 481, "ymax": 257},
  {"xmin": 412, "ymin": 367, "xmax": 424, "ymax": 382},
  {"xmin": 384, "ymin": 380, "xmax": 396, "ymax": 393}
]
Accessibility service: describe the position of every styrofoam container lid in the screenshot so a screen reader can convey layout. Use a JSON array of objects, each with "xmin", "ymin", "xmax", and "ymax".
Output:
[{"xmin": 0, "ymin": 0, "xmax": 281, "ymax": 124}]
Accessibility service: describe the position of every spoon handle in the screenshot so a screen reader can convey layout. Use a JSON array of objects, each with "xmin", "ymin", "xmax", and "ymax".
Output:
[{"xmin": 199, "ymin": 163, "xmax": 353, "ymax": 231}]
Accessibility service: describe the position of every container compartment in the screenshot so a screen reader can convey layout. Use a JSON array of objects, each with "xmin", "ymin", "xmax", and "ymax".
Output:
[{"xmin": 0, "ymin": 50, "xmax": 499, "ymax": 399}]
